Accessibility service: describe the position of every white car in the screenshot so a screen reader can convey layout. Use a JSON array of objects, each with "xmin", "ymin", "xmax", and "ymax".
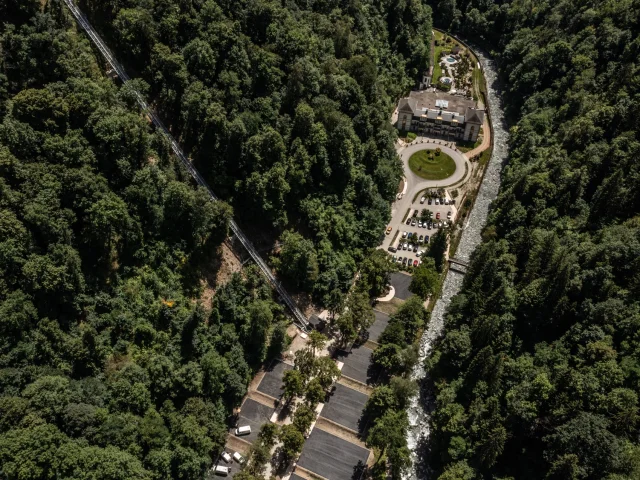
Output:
[
  {"xmin": 402, "ymin": 231, "xmax": 407, "ymax": 238},
  {"xmin": 418, "ymin": 221, "xmax": 423, "ymax": 227},
  {"xmin": 435, "ymin": 198, "xmax": 440, "ymax": 205},
  {"xmin": 447, "ymin": 211, "xmax": 452, "ymax": 219},
  {"xmin": 444, "ymin": 198, "xmax": 450, "ymax": 205},
  {"xmin": 220, "ymin": 452, "xmax": 232, "ymax": 463},
  {"xmin": 420, "ymin": 196, "xmax": 426, "ymax": 204},
  {"xmin": 233, "ymin": 452, "xmax": 246, "ymax": 464}
]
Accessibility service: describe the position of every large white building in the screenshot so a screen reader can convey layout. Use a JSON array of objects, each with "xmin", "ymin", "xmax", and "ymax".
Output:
[{"xmin": 397, "ymin": 91, "xmax": 485, "ymax": 142}]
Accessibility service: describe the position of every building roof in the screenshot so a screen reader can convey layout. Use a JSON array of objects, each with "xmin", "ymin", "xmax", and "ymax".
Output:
[
  {"xmin": 407, "ymin": 91, "xmax": 476, "ymax": 116},
  {"xmin": 397, "ymin": 91, "xmax": 484, "ymax": 124},
  {"xmin": 465, "ymin": 107, "xmax": 485, "ymax": 124}
]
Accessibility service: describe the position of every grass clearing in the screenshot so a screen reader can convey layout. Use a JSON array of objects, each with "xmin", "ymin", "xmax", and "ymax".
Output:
[{"xmin": 409, "ymin": 149, "xmax": 457, "ymax": 180}]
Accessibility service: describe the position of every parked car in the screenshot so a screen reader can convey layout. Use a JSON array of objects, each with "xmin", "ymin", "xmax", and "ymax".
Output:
[
  {"xmin": 411, "ymin": 219, "xmax": 416, "ymax": 226},
  {"xmin": 435, "ymin": 198, "xmax": 440, "ymax": 205},
  {"xmin": 403, "ymin": 243, "xmax": 408, "ymax": 250},
  {"xmin": 439, "ymin": 221, "xmax": 443, "ymax": 227},
  {"xmin": 233, "ymin": 452, "xmax": 246, "ymax": 465},
  {"xmin": 392, "ymin": 255, "xmax": 397, "ymax": 262},
  {"xmin": 402, "ymin": 231, "xmax": 407, "ymax": 238},
  {"xmin": 447, "ymin": 211, "xmax": 452, "ymax": 219},
  {"xmin": 406, "ymin": 217, "xmax": 411, "ymax": 225},
  {"xmin": 419, "ymin": 235, "xmax": 424, "ymax": 242},
  {"xmin": 402, "ymin": 257, "xmax": 408, "ymax": 265},
  {"xmin": 413, "ymin": 245, "xmax": 418, "ymax": 252},
  {"xmin": 386, "ymin": 226, "xmax": 392, "ymax": 235},
  {"xmin": 418, "ymin": 221, "xmax": 423, "ymax": 228},
  {"xmin": 428, "ymin": 222, "xmax": 432, "ymax": 229},
  {"xmin": 450, "ymin": 199, "xmax": 456, "ymax": 205},
  {"xmin": 428, "ymin": 198, "xmax": 433, "ymax": 205},
  {"xmin": 444, "ymin": 198, "xmax": 450, "ymax": 205},
  {"xmin": 416, "ymin": 250, "xmax": 423, "ymax": 257},
  {"xmin": 413, "ymin": 260, "xmax": 419, "ymax": 267},
  {"xmin": 396, "ymin": 193, "xmax": 403, "ymax": 200},
  {"xmin": 221, "ymin": 452, "xmax": 232, "ymax": 463},
  {"xmin": 420, "ymin": 196, "xmax": 426, "ymax": 204},
  {"xmin": 425, "ymin": 235, "xmax": 430, "ymax": 243},
  {"xmin": 413, "ymin": 210, "xmax": 418, "ymax": 217},
  {"xmin": 388, "ymin": 246, "xmax": 397, "ymax": 252},
  {"xmin": 397, "ymin": 256, "xmax": 403, "ymax": 264},
  {"xmin": 436, "ymin": 212, "xmax": 441, "ymax": 220}
]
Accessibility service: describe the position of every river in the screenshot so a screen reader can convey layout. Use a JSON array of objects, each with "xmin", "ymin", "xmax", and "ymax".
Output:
[{"xmin": 404, "ymin": 45, "xmax": 509, "ymax": 479}]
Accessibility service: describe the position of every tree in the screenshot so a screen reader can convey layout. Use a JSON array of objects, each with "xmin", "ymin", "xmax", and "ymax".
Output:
[
  {"xmin": 282, "ymin": 370, "xmax": 304, "ymax": 404},
  {"xmin": 292, "ymin": 404, "xmax": 315, "ymax": 435},
  {"xmin": 360, "ymin": 249, "xmax": 397, "ymax": 298},
  {"xmin": 366, "ymin": 410, "xmax": 410, "ymax": 472},
  {"xmin": 305, "ymin": 378, "xmax": 325, "ymax": 407},
  {"xmin": 409, "ymin": 257, "xmax": 440, "ymax": 300},
  {"xmin": 336, "ymin": 290, "xmax": 375, "ymax": 343},
  {"xmin": 307, "ymin": 330, "xmax": 327, "ymax": 356},
  {"xmin": 273, "ymin": 230, "xmax": 318, "ymax": 290},
  {"xmin": 427, "ymin": 230, "xmax": 449, "ymax": 272},
  {"xmin": 314, "ymin": 357, "xmax": 341, "ymax": 390},
  {"xmin": 278, "ymin": 424, "xmax": 304, "ymax": 464}
]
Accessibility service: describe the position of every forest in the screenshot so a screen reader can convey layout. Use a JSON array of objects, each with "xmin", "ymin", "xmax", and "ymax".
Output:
[
  {"xmin": 79, "ymin": 0, "xmax": 432, "ymax": 306},
  {"xmin": 0, "ymin": 0, "xmax": 432, "ymax": 479},
  {"xmin": 424, "ymin": 1, "xmax": 640, "ymax": 479}
]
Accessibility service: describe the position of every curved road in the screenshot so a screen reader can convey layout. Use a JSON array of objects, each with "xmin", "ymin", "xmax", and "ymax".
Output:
[{"xmin": 381, "ymin": 139, "xmax": 470, "ymax": 251}]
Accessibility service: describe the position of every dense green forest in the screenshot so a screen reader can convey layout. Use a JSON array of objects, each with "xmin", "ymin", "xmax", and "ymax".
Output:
[
  {"xmin": 79, "ymin": 0, "xmax": 432, "ymax": 305},
  {"xmin": 425, "ymin": 1, "xmax": 640, "ymax": 479},
  {"xmin": 0, "ymin": 2, "xmax": 297, "ymax": 478}
]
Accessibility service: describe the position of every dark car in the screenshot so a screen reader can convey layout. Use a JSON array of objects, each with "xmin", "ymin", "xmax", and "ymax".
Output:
[
  {"xmin": 413, "ymin": 245, "xmax": 418, "ymax": 252},
  {"xmin": 428, "ymin": 198, "xmax": 432, "ymax": 205},
  {"xmin": 406, "ymin": 218, "xmax": 411, "ymax": 225},
  {"xmin": 388, "ymin": 246, "xmax": 397, "ymax": 252},
  {"xmin": 402, "ymin": 257, "xmax": 408, "ymax": 265},
  {"xmin": 419, "ymin": 235, "xmax": 424, "ymax": 242},
  {"xmin": 425, "ymin": 235, "xmax": 430, "ymax": 243}
]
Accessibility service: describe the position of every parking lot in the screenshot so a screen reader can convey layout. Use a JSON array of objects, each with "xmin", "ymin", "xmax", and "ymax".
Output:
[
  {"xmin": 383, "ymin": 193, "xmax": 458, "ymax": 267},
  {"xmin": 296, "ymin": 428, "xmax": 369, "ymax": 480},
  {"xmin": 257, "ymin": 360, "xmax": 292, "ymax": 399},
  {"xmin": 367, "ymin": 310, "xmax": 390, "ymax": 343},
  {"xmin": 320, "ymin": 383, "xmax": 368, "ymax": 433},
  {"xmin": 335, "ymin": 345, "xmax": 375, "ymax": 385},
  {"xmin": 230, "ymin": 398, "xmax": 275, "ymax": 444}
]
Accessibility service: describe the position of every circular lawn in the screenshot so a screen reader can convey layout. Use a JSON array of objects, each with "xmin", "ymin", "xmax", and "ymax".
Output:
[{"xmin": 408, "ymin": 149, "xmax": 457, "ymax": 180}]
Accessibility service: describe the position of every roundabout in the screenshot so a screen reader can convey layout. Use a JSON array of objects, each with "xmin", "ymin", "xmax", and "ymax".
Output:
[{"xmin": 408, "ymin": 149, "xmax": 457, "ymax": 180}]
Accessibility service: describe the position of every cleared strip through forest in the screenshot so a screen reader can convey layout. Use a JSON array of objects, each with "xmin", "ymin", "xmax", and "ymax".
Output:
[{"xmin": 61, "ymin": 0, "xmax": 310, "ymax": 331}]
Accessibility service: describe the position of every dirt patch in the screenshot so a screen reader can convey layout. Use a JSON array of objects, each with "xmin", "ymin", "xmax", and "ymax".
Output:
[
  {"xmin": 373, "ymin": 297, "xmax": 404, "ymax": 316},
  {"xmin": 198, "ymin": 243, "xmax": 242, "ymax": 311},
  {"xmin": 337, "ymin": 376, "xmax": 374, "ymax": 396},
  {"xmin": 225, "ymin": 434, "xmax": 252, "ymax": 455}
]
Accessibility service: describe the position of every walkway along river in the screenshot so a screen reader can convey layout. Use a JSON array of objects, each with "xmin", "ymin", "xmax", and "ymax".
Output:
[{"xmin": 404, "ymin": 43, "xmax": 509, "ymax": 479}]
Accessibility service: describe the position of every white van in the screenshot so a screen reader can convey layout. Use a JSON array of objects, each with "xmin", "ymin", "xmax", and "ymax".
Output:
[
  {"xmin": 235, "ymin": 425, "xmax": 251, "ymax": 436},
  {"xmin": 220, "ymin": 452, "xmax": 232, "ymax": 463},
  {"xmin": 213, "ymin": 465, "xmax": 229, "ymax": 476},
  {"xmin": 233, "ymin": 452, "xmax": 246, "ymax": 464}
]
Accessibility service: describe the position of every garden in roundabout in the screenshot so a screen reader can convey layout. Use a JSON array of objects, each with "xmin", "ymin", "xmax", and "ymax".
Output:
[{"xmin": 408, "ymin": 148, "xmax": 457, "ymax": 180}]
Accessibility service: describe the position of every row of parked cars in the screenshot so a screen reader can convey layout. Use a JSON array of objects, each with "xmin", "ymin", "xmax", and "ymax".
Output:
[
  {"xmin": 420, "ymin": 195, "xmax": 455, "ymax": 206},
  {"xmin": 392, "ymin": 255, "xmax": 421, "ymax": 267},
  {"xmin": 406, "ymin": 212, "xmax": 452, "ymax": 228}
]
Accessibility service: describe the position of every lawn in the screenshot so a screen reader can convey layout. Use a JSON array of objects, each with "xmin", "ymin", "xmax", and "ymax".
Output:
[{"xmin": 408, "ymin": 149, "xmax": 457, "ymax": 180}]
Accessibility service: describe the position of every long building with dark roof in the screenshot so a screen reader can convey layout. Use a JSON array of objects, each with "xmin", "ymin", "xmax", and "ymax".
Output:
[{"xmin": 396, "ymin": 90, "xmax": 485, "ymax": 142}]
